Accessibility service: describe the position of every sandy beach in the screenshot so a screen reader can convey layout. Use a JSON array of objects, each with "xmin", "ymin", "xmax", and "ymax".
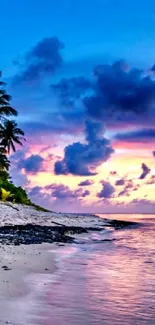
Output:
[
  {"xmin": 0, "ymin": 203, "xmax": 138, "ymax": 325},
  {"xmin": 0, "ymin": 242, "xmax": 58, "ymax": 325},
  {"xmin": 0, "ymin": 202, "xmax": 105, "ymax": 325}
]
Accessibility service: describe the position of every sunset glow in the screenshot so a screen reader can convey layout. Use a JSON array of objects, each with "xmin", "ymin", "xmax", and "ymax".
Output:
[{"xmin": 1, "ymin": 0, "xmax": 154, "ymax": 213}]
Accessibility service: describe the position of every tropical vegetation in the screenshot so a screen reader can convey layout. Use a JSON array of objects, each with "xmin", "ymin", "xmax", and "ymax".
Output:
[{"xmin": 0, "ymin": 72, "xmax": 30, "ymax": 204}]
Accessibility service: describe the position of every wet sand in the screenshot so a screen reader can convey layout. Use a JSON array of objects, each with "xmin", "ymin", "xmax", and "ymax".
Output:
[
  {"xmin": 0, "ymin": 202, "xmax": 105, "ymax": 324},
  {"xmin": 0, "ymin": 243, "xmax": 57, "ymax": 325}
]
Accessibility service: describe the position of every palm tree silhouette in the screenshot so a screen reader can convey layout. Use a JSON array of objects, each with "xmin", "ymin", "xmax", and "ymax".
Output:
[
  {"xmin": 0, "ymin": 73, "xmax": 17, "ymax": 120},
  {"xmin": 0, "ymin": 120, "xmax": 25, "ymax": 153}
]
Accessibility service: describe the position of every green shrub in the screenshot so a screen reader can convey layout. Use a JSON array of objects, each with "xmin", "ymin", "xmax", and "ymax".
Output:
[
  {"xmin": 1, "ymin": 188, "xmax": 14, "ymax": 201},
  {"xmin": 0, "ymin": 172, "xmax": 31, "ymax": 204}
]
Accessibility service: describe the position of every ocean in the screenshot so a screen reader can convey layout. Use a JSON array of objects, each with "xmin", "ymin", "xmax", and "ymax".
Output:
[{"xmin": 30, "ymin": 214, "xmax": 155, "ymax": 325}]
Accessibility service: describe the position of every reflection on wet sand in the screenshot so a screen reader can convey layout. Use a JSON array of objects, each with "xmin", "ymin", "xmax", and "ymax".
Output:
[
  {"xmin": 86, "ymin": 242, "xmax": 155, "ymax": 324},
  {"xmin": 35, "ymin": 217, "xmax": 155, "ymax": 325}
]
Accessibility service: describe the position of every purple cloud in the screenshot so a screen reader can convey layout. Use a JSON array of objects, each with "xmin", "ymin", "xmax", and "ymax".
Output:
[
  {"xmin": 54, "ymin": 120, "xmax": 114, "ymax": 176},
  {"xmin": 115, "ymin": 179, "xmax": 125, "ymax": 186},
  {"xmin": 115, "ymin": 129, "xmax": 155, "ymax": 143},
  {"xmin": 11, "ymin": 150, "xmax": 45, "ymax": 175},
  {"xmin": 84, "ymin": 61, "xmax": 155, "ymax": 121},
  {"xmin": 97, "ymin": 181, "xmax": 115, "ymax": 198},
  {"xmin": 51, "ymin": 76, "xmax": 91, "ymax": 106},
  {"xmin": 118, "ymin": 189, "xmax": 130, "ymax": 197},
  {"xmin": 20, "ymin": 154, "xmax": 44, "ymax": 174},
  {"xmin": 13, "ymin": 37, "xmax": 64, "ymax": 85},
  {"xmin": 45, "ymin": 183, "xmax": 90, "ymax": 199},
  {"xmin": 51, "ymin": 60, "xmax": 155, "ymax": 132},
  {"xmin": 146, "ymin": 175, "xmax": 155, "ymax": 184},
  {"xmin": 78, "ymin": 179, "xmax": 94, "ymax": 186},
  {"xmin": 139, "ymin": 163, "xmax": 151, "ymax": 180}
]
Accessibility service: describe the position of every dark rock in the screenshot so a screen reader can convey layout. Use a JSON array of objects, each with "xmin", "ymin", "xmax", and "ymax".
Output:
[
  {"xmin": 105, "ymin": 219, "xmax": 139, "ymax": 230},
  {"xmin": 2, "ymin": 265, "xmax": 12, "ymax": 271},
  {"xmin": 0, "ymin": 223, "xmax": 104, "ymax": 246}
]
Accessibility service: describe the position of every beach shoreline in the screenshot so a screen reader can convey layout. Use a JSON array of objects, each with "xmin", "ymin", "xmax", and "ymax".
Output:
[
  {"xmin": 0, "ymin": 202, "xmax": 99, "ymax": 325},
  {"xmin": 0, "ymin": 202, "xmax": 140, "ymax": 325}
]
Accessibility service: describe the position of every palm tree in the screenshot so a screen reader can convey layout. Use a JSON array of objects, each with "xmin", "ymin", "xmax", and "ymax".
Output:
[
  {"xmin": 0, "ymin": 72, "xmax": 17, "ymax": 119},
  {"xmin": 0, "ymin": 150, "xmax": 10, "ymax": 171},
  {"xmin": 0, "ymin": 120, "xmax": 25, "ymax": 153}
]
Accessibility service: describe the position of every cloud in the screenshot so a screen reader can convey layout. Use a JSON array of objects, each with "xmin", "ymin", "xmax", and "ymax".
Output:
[
  {"xmin": 97, "ymin": 181, "xmax": 115, "ymax": 198},
  {"xmin": 10, "ymin": 167, "xmax": 29, "ymax": 187},
  {"xmin": 110, "ymin": 171, "xmax": 117, "ymax": 176},
  {"xmin": 130, "ymin": 199, "xmax": 155, "ymax": 208},
  {"xmin": 49, "ymin": 60, "xmax": 155, "ymax": 142},
  {"xmin": 114, "ymin": 129, "xmax": 155, "ymax": 143},
  {"xmin": 51, "ymin": 76, "xmax": 91, "ymax": 106},
  {"xmin": 139, "ymin": 163, "xmax": 151, "ymax": 180},
  {"xmin": 115, "ymin": 179, "xmax": 125, "ymax": 186},
  {"xmin": 153, "ymin": 151, "xmax": 155, "ymax": 157},
  {"xmin": 11, "ymin": 150, "xmax": 45, "ymax": 175},
  {"xmin": 29, "ymin": 186, "xmax": 43, "ymax": 196},
  {"xmin": 19, "ymin": 100, "xmax": 86, "ymax": 141},
  {"xmin": 84, "ymin": 61, "xmax": 155, "ymax": 122},
  {"xmin": 19, "ymin": 154, "xmax": 44, "ymax": 174},
  {"xmin": 54, "ymin": 120, "xmax": 114, "ymax": 176},
  {"xmin": 13, "ymin": 37, "xmax": 64, "ymax": 85},
  {"xmin": 125, "ymin": 180, "xmax": 135, "ymax": 189},
  {"xmin": 115, "ymin": 178, "xmax": 139, "ymax": 197},
  {"xmin": 32, "ymin": 183, "xmax": 90, "ymax": 200},
  {"xmin": 78, "ymin": 179, "xmax": 94, "ymax": 186},
  {"xmin": 118, "ymin": 189, "xmax": 130, "ymax": 197},
  {"xmin": 28, "ymin": 184, "xmax": 91, "ymax": 212},
  {"xmin": 146, "ymin": 175, "xmax": 155, "ymax": 184}
]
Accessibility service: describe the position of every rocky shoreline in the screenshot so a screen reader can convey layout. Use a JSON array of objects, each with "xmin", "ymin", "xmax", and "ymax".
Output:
[
  {"xmin": 0, "ymin": 202, "xmax": 140, "ymax": 325},
  {"xmin": 0, "ymin": 202, "xmax": 139, "ymax": 246}
]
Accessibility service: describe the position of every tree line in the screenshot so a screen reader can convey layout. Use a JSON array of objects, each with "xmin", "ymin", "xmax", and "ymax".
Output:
[{"xmin": 0, "ymin": 72, "xmax": 30, "ymax": 204}]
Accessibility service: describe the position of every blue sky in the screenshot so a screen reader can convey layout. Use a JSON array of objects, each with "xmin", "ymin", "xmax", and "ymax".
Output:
[
  {"xmin": 2, "ymin": 0, "xmax": 155, "ymax": 77},
  {"xmin": 1, "ymin": 0, "xmax": 155, "ymax": 212}
]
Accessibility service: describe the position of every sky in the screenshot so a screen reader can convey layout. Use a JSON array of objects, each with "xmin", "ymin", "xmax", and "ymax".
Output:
[{"xmin": 1, "ymin": 0, "xmax": 155, "ymax": 213}]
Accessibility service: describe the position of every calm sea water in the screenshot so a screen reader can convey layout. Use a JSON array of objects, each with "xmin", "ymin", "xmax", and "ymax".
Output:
[{"xmin": 36, "ymin": 214, "xmax": 155, "ymax": 325}]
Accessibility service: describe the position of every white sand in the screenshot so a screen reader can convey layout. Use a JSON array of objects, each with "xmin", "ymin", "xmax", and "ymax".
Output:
[
  {"xmin": 0, "ymin": 202, "xmax": 103, "ymax": 228},
  {"xmin": 0, "ymin": 202, "xmax": 104, "ymax": 324},
  {"xmin": 0, "ymin": 243, "xmax": 58, "ymax": 325}
]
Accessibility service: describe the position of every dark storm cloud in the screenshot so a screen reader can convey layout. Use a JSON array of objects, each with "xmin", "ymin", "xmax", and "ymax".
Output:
[
  {"xmin": 54, "ymin": 120, "xmax": 114, "ymax": 176},
  {"xmin": 84, "ymin": 61, "xmax": 155, "ymax": 121},
  {"xmin": 13, "ymin": 37, "xmax": 64, "ymax": 85},
  {"xmin": 51, "ymin": 76, "xmax": 92, "ymax": 106},
  {"xmin": 115, "ymin": 129, "xmax": 155, "ymax": 143},
  {"xmin": 139, "ymin": 163, "xmax": 151, "ymax": 180},
  {"xmin": 78, "ymin": 179, "xmax": 94, "ymax": 186},
  {"xmin": 97, "ymin": 181, "xmax": 115, "ymax": 199},
  {"xmin": 50, "ymin": 60, "xmax": 155, "ymax": 137}
]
